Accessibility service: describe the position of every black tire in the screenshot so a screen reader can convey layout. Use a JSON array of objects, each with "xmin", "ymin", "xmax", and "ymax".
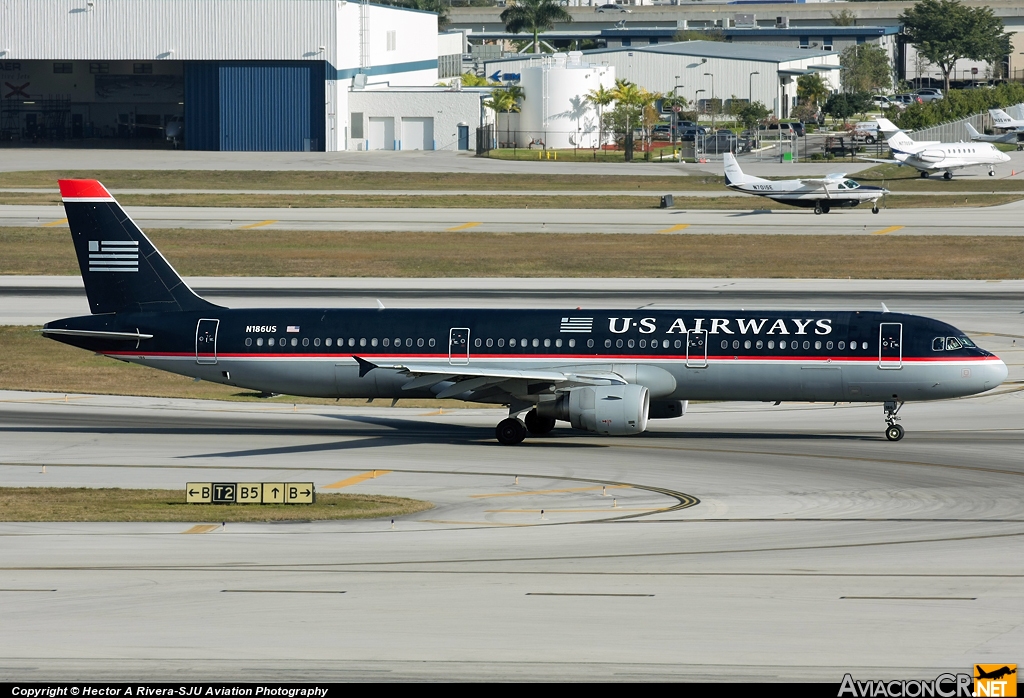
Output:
[
  {"xmin": 920, "ymin": 171, "xmax": 929, "ymax": 179},
  {"xmin": 885, "ymin": 424, "xmax": 905, "ymax": 442},
  {"xmin": 821, "ymin": 203, "xmax": 830, "ymax": 214},
  {"xmin": 496, "ymin": 417, "xmax": 527, "ymax": 445},
  {"xmin": 814, "ymin": 204, "xmax": 822, "ymax": 215},
  {"xmin": 865, "ymin": 136, "xmax": 876, "ymax": 144},
  {"xmin": 989, "ymin": 170, "xmax": 996, "ymax": 176},
  {"xmin": 524, "ymin": 409, "xmax": 556, "ymax": 435},
  {"xmin": 872, "ymin": 206, "xmax": 880, "ymax": 214},
  {"xmin": 943, "ymin": 171, "xmax": 953, "ymax": 180}
]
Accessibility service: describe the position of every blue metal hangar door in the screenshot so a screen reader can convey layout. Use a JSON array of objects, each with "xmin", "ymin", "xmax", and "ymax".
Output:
[{"xmin": 184, "ymin": 61, "xmax": 325, "ymax": 151}]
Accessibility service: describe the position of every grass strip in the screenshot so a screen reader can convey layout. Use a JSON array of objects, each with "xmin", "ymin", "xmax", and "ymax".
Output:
[
  {"xmin": 0, "ymin": 326, "xmax": 496, "ymax": 407},
  {"xmin": 0, "ymin": 487, "xmax": 432, "ymax": 522},
  {"xmin": 3, "ymin": 192, "xmax": 1022, "ymax": 209},
  {"xmin": 2, "ymin": 228, "xmax": 1023, "ymax": 279}
]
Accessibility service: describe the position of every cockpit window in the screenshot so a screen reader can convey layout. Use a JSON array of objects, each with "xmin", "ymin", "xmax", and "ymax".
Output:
[
  {"xmin": 959, "ymin": 336, "xmax": 975, "ymax": 348},
  {"xmin": 932, "ymin": 337, "xmax": 944, "ymax": 351},
  {"xmin": 844, "ymin": 180, "xmax": 860, "ymax": 189},
  {"xmin": 945, "ymin": 337, "xmax": 963, "ymax": 350}
]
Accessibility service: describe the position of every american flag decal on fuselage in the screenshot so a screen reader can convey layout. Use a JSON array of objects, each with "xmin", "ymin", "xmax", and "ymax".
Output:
[
  {"xmin": 560, "ymin": 317, "xmax": 593, "ymax": 333},
  {"xmin": 88, "ymin": 240, "xmax": 139, "ymax": 273}
]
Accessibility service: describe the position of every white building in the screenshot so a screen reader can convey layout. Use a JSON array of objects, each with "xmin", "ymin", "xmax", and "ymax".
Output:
[
  {"xmin": 486, "ymin": 41, "xmax": 841, "ymax": 119},
  {"xmin": 0, "ymin": 0, "xmax": 487, "ymax": 151}
]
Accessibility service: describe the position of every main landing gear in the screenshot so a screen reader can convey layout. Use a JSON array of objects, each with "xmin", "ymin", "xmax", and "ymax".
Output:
[
  {"xmin": 989, "ymin": 167, "xmax": 996, "ymax": 177},
  {"xmin": 496, "ymin": 409, "xmax": 556, "ymax": 445},
  {"xmin": 814, "ymin": 202, "xmax": 831, "ymax": 215},
  {"xmin": 943, "ymin": 171, "xmax": 953, "ymax": 180},
  {"xmin": 920, "ymin": 171, "xmax": 929, "ymax": 179},
  {"xmin": 884, "ymin": 400, "xmax": 905, "ymax": 441}
]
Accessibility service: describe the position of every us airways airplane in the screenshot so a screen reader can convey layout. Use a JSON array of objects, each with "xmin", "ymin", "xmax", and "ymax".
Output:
[
  {"xmin": 863, "ymin": 118, "xmax": 1010, "ymax": 179},
  {"xmin": 723, "ymin": 153, "xmax": 887, "ymax": 215},
  {"xmin": 42, "ymin": 180, "xmax": 1007, "ymax": 444}
]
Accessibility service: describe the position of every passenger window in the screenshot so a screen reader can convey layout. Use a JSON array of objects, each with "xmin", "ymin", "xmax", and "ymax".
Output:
[
  {"xmin": 279, "ymin": 337, "xmax": 286, "ymax": 346},
  {"xmin": 510, "ymin": 339, "xmax": 516, "ymax": 347},
  {"xmin": 348, "ymin": 338, "xmax": 356, "ymax": 347},
  {"xmin": 371, "ymin": 338, "xmax": 377, "ymax": 347},
  {"xmin": 521, "ymin": 338, "xmax": 528, "ymax": 347},
  {"xmin": 780, "ymin": 340, "xmax": 787, "ymax": 349},
  {"xmin": 616, "ymin": 339, "xmax": 623, "ymax": 349},
  {"xmin": 932, "ymin": 337, "xmax": 945, "ymax": 351},
  {"xmin": 768, "ymin": 340, "xmax": 775, "ymax": 349},
  {"xmin": 543, "ymin": 338, "xmax": 550, "ymax": 348},
  {"xmin": 946, "ymin": 337, "xmax": 962, "ymax": 350},
  {"xmin": 838, "ymin": 341, "xmax": 845, "ymax": 350},
  {"xmin": 627, "ymin": 339, "xmax": 635, "ymax": 349},
  {"xmin": 429, "ymin": 338, "xmax": 435, "ymax": 347},
  {"xmin": 382, "ymin": 338, "xmax": 389, "ymax": 347},
  {"xmin": 639, "ymin": 339, "xmax": 646, "ymax": 349},
  {"xmin": 406, "ymin": 338, "xmax": 413, "ymax": 347},
  {"xmin": 721, "ymin": 340, "xmax": 728, "ymax": 349},
  {"xmin": 486, "ymin": 338, "xmax": 493, "ymax": 348},
  {"xmin": 269, "ymin": 337, "xmax": 275, "ymax": 346},
  {"xmin": 417, "ymin": 338, "xmax": 424, "ymax": 347},
  {"xmin": 313, "ymin": 338, "xmax": 320, "ymax": 347},
  {"xmin": 755, "ymin": 340, "xmax": 762, "ymax": 349},
  {"xmin": 291, "ymin": 338, "xmax": 299, "ymax": 347},
  {"xmin": 395, "ymin": 338, "xmax": 401, "ymax": 347},
  {"xmin": 826, "ymin": 341, "xmax": 832, "ymax": 350},
  {"xmin": 245, "ymin": 338, "xmax": 252, "ymax": 347},
  {"xmin": 497, "ymin": 338, "xmax": 504, "ymax": 347},
  {"xmin": 325, "ymin": 338, "xmax": 332, "ymax": 347},
  {"xmin": 803, "ymin": 341, "xmax": 810, "ymax": 350},
  {"xmin": 359, "ymin": 338, "xmax": 366, "ymax": 347},
  {"xmin": 605, "ymin": 339, "xmax": 611, "ymax": 348},
  {"xmin": 256, "ymin": 337, "xmax": 263, "ymax": 347},
  {"xmin": 474, "ymin": 338, "xmax": 481, "ymax": 348},
  {"xmin": 555, "ymin": 338, "xmax": 562, "ymax": 348},
  {"xmin": 302, "ymin": 338, "xmax": 309, "ymax": 347},
  {"xmin": 732, "ymin": 340, "xmax": 740, "ymax": 350},
  {"xmin": 674, "ymin": 339, "xmax": 681, "ymax": 349}
]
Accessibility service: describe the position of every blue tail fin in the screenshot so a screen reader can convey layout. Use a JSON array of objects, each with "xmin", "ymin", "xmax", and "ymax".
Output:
[{"xmin": 59, "ymin": 179, "xmax": 218, "ymax": 315}]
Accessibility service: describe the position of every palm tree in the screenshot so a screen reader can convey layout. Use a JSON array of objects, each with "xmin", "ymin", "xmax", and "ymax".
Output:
[
  {"xmin": 797, "ymin": 73, "xmax": 830, "ymax": 108},
  {"xmin": 586, "ymin": 84, "xmax": 615, "ymax": 150},
  {"xmin": 500, "ymin": 0, "xmax": 573, "ymax": 55},
  {"xmin": 483, "ymin": 86, "xmax": 523, "ymax": 147}
]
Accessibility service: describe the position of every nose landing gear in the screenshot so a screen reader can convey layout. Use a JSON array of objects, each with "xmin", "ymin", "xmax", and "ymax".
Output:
[{"xmin": 883, "ymin": 400, "xmax": 905, "ymax": 441}]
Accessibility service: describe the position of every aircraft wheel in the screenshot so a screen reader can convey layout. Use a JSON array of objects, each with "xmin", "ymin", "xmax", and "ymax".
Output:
[
  {"xmin": 943, "ymin": 171, "xmax": 953, "ymax": 180},
  {"xmin": 885, "ymin": 424, "xmax": 905, "ymax": 442},
  {"xmin": 821, "ymin": 203, "xmax": 830, "ymax": 214},
  {"xmin": 989, "ymin": 170, "xmax": 996, "ymax": 176},
  {"xmin": 872, "ymin": 206, "xmax": 880, "ymax": 214},
  {"xmin": 920, "ymin": 171, "xmax": 929, "ymax": 179},
  {"xmin": 814, "ymin": 204, "xmax": 822, "ymax": 215},
  {"xmin": 496, "ymin": 417, "xmax": 527, "ymax": 445},
  {"xmin": 524, "ymin": 409, "xmax": 556, "ymax": 435}
]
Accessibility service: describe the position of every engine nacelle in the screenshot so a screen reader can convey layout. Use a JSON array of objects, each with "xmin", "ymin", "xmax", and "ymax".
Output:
[
  {"xmin": 538, "ymin": 384, "xmax": 650, "ymax": 435},
  {"xmin": 649, "ymin": 400, "xmax": 687, "ymax": 419}
]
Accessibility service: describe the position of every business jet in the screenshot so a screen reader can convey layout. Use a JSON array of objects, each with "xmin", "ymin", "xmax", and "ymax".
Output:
[
  {"xmin": 966, "ymin": 122, "xmax": 1023, "ymax": 150},
  {"xmin": 41, "ymin": 180, "xmax": 1007, "ymax": 444},
  {"xmin": 989, "ymin": 107, "xmax": 1024, "ymax": 132},
  {"xmin": 864, "ymin": 118, "xmax": 1010, "ymax": 179},
  {"xmin": 724, "ymin": 153, "xmax": 887, "ymax": 214}
]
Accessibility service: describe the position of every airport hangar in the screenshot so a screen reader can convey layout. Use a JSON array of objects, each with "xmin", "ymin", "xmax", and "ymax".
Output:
[
  {"xmin": 0, "ymin": 0, "xmax": 486, "ymax": 152},
  {"xmin": 485, "ymin": 41, "xmax": 841, "ymax": 120}
]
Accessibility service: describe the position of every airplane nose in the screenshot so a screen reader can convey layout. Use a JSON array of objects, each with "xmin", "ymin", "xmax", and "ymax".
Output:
[
  {"xmin": 984, "ymin": 358, "xmax": 1009, "ymax": 388},
  {"xmin": 1000, "ymin": 152, "xmax": 1012, "ymax": 162}
]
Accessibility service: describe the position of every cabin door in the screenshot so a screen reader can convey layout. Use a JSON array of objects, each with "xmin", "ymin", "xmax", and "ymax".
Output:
[
  {"xmin": 196, "ymin": 318, "xmax": 219, "ymax": 365},
  {"xmin": 449, "ymin": 327, "xmax": 470, "ymax": 365},
  {"xmin": 879, "ymin": 323, "xmax": 903, "ymax": 369},
  {"xmin": 686, "ymin": 329, "xmax": 708, "ymax": 368}
]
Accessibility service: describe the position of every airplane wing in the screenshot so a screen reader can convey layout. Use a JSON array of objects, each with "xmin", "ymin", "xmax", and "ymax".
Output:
[
  {"xmin": 858, "ymin": 157, "xmax": 901, "ymax": 164},
  {"xmin": 352, "ymin": 356, "xmax": 628, "ymax": 399}
]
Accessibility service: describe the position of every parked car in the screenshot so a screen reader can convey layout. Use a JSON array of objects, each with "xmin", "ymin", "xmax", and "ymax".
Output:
[
  {"xmin": 759, "ymin": 122, "xmax": 796, "ymax": 137},
  {"xmin": 872, "ymin": 95, "xmax": 895, "ymax": 109},
  {"xmin": 652, "ymin": 124, "xmax": 672, "ymax": 140},
  {"xmin": 787, "ymin": 121, "xmax": 806, "ymax": 137},
  {"xmin": 699, "ymin": 132, "xmax": 752, "ymax": 154},
  {"xmin": 596, "ymin": 3, "xmax": 630, "ymax": 12},
  {"xmin": 892, "ymin": 93, "xmax": 924, "ymax": 107},
  {"xmin": 914, "ymin": 88, "xmax": 944, "ymax": 102},
  {"xmin": 678, "ymin": 125, "xmax": 709, "ymax": 141}
]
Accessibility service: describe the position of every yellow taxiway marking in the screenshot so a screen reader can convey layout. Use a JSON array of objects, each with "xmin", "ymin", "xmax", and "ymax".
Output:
[
  {"xmin": 658, "ymin": 223, "xmax": 690, "ymax": 233},
  {"xmin": 42, "ymin": 218, "xmax": 68, "ymax": 227},
  {"xmin": 871, "ymin": 225, "xmax": 904, "ymax": 236},
  {"xmin": 324, "ymin": 470, "xmax": 392, "ymax": 489},
  {"xmin": 182, "ymin": 524, "xmax": 220, "ymax": 534},
  {"xmin": 487, "ymin": 508, "xmax": 660, "ymax": 513},
  {"xmin": 470, "ymin": 485, "xmax": 630, "ymax": 499},
  {"xmin": 446, "ymin": 222, "xmax": 482, "ymax": 231},
  {"xmin": 239, "ymin": 219, "xmax": 278, "ymax": 229}
]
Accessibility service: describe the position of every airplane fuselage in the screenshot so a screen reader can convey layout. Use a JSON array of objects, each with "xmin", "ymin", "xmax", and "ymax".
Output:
[{"xmin": 45, "ymin": 308, "xmax": 1006, "ymax": 405}]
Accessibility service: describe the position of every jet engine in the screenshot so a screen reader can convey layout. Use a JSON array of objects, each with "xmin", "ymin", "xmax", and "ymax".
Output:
[{"xmin": 537, "ymin": 384, "xmax": 650, "ymax": 435}]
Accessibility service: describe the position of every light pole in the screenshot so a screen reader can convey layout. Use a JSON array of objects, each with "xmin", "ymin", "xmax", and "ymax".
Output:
[
  {"xmin": 695, "ymin": 89, "xmax": 706, "ymax": 154},
  {"xmin": 749, "ymin": 71, "xmax": 760, "ymax": 150},
  {"xmin": 673, "ymin": 76, "xmax": 684, "ymax": 162},
  {"xmin": 704, "ymin": 72, "xmax": 715, "ymax": 131}
]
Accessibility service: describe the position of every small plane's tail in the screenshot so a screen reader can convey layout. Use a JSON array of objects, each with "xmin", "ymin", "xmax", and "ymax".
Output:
[
  {"xmin": 966, "ymin": 122, "xmax": 982, "ymax": 139},
  {"xmin": 59, "ymin": 180, "xmax": 219, "ymax": 315},
  {"xmin": 876, "ymin": 118, "xmax": 918, "ymax": 152},
  {"xmin": 990, "ymin": 108, "xmax": 1014, "ymax": 127},
  {"xmin": 722, "ymin": 152, "xmax": 766, "ymax": 186},
  {"xmin": 875, "ymin": 118, "xmax": 902, "ymax": 136}
]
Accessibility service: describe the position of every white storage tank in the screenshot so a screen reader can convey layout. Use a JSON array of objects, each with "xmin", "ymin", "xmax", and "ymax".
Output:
[{"xmin": 518, "ymin": 53, "xmax": 615, "ymax": 150}]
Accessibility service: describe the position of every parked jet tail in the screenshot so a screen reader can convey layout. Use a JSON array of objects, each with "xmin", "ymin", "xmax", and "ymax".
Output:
[
  {"xmin": 722, "ymin": 153, "xmax": 767, "ymax": 186},
  {"xmin": 58, "ymin": 179, "xmax": 219, "ymax": 315},
  {"xmin": 990, "ymin": 108, "xmax": 1015, "ymax": 126},
  {"xmin": 966, "ymin": 122, "xmax": 982, "ymax": 138}
]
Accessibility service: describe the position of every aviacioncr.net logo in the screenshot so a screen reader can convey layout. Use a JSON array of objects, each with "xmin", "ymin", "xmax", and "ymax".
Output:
[{"xmin": 839, "ymin": 673, "xmax": 973, "ymax": 698}]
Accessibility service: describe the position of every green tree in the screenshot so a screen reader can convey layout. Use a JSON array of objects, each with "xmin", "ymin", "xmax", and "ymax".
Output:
[
  {"xmin": 672, "ymin": 29, "xmax": 726, "ymax": 42},
  {"xmin": 830, "ymin": 9, "xmax": 857, "ymax": 27},
  {"xmin": 586, "ymin": 84, "xmax": 616, "ymax": 150},
  {"xmin": 823, "ymin": 93, "xmax": 854, "ymax": 124},
  {"xmin": 899, "ymin": 0, "xmax": 1011, "ymax": 93},
  {"xmin": 500, "ymin": 0, "xmax": 573, "ymax": 55},
  {"xmin": 484, "ymin": 86, "xmax": 524, "ymax": 147},
  {"xmin": 797, "ymin": 73, "xmax": 830, "ymax": 107},
  {"xmin": 736, "ymin": 101, "xmax": 770, "ymax": 131},
  {"xmin": 458, "ymin": 72, "xmax": 498, "ymax": 87},
  {"xmin": 840, "ymin": 44, "xmax": 893, "ymax": 94}
]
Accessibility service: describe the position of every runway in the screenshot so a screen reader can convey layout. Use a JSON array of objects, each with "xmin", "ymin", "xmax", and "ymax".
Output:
[
  {"xmin": 1, "ymin": 388, "xmax": 1022, "ymax": 681},
  {"xmin": 6, "ymin": 202, "xmax": 1024, "ymax": 234}
]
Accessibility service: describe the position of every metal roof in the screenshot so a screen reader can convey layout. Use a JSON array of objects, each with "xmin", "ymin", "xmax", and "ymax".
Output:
[{"xmin": 584, "ymin": 40, "xmax": 837, "ymax": 63}]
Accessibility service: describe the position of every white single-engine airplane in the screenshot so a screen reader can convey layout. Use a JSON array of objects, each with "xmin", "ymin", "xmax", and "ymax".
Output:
[
  {"xmin": 863, "ymin": 118, "xmax": 1010, "ymax": 179},
  {"xmin": 723, "ymin": 152, "xmax": 887, "ymax": 215},
  {"xmin": 966, "ymin": 122, "xmax": 1023, "ymax": 150}
]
